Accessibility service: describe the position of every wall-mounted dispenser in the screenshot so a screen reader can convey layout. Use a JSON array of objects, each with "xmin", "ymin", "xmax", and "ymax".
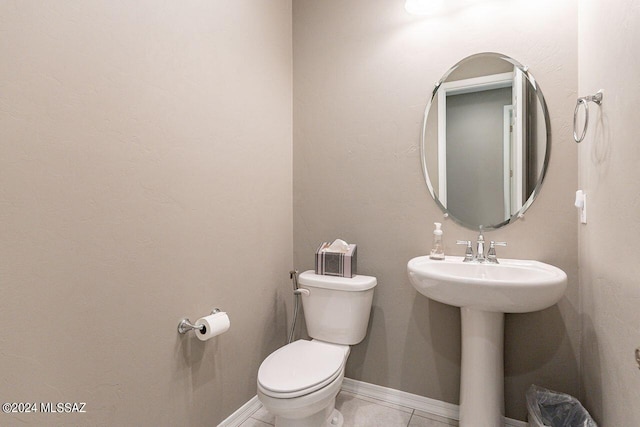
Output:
[{"xmin": 178, "ymin": 308, "xmax": 230, "ymax": 341}]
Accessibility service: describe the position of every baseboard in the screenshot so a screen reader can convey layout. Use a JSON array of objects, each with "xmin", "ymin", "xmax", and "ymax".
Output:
[
  {"xmin": 341, "ymin": 378, "xmax": 459, "ymax": 420},
  {"xmin": 218, "ymin": 395, "xmax": 261, "ymax": 427},
  {"xmin": 342, "ymin": 378, "xmax": 527, "ymax": 427},
  {"xmin": 218, "ymin": 378, "xmax": 528, "ymax": 427}
]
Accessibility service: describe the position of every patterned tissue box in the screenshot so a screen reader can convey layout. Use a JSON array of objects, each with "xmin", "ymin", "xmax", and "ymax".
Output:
[{"xmin": 314, "ymin": 242, "xmax": 357, "ymax": 278}]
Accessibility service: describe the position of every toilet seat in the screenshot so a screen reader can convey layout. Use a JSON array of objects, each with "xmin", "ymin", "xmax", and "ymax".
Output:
[{"xmin": 258, "ymin": 340, "xmax": 349, "ymax": 399}]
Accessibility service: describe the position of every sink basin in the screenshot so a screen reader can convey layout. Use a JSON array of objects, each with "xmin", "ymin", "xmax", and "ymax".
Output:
[
  {"xmin": 407, "ymin": 255, "xmax": 567, "ymax": 426},
  {"xmin": 407, "ymin": 256, "xmax": 567, "ymax": 313}
]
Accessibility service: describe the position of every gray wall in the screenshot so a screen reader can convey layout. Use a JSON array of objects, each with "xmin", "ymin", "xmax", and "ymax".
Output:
[
  {"xmin": 578, "ymin": 0, "xmax": 640, "ymax": 425},
  {"xmin": 293, "ymin": 0, "xmax": 579, "ymax": 421},
  {"xmin": 0, "ymin": 1, "xmax": 292, "ymax": 425}
]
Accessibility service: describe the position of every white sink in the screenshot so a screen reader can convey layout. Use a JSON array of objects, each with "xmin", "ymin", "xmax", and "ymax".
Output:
[
  {"xmin": 407, "ymin": 255, "xmax": 567, "ymax": 427},
  {"xmin": 407, "ymin": 256, "xmax": 567, "ymax": 313}
]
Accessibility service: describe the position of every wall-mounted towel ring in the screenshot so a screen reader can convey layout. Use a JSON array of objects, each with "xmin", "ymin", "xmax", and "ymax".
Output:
[{"xmin": 573, "ymin": 90, "xmax": 603, "ymax": 143}]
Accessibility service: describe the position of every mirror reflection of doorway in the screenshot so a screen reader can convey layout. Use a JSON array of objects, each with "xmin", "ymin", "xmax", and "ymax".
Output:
[{"xmin": 446, "ymin": 86, "xmax": 513, "ymax": 225}]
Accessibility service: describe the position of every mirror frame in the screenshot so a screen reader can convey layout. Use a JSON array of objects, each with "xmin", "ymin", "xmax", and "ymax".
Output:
[{"xmin": 420, "ymin": 52, "xmax": 552, "ymax": 231}]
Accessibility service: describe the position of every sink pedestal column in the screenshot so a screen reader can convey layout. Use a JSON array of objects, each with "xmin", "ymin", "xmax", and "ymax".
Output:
[{"xmin": 459, "ymin": 307, "xmax": 504, "ymax": 427}]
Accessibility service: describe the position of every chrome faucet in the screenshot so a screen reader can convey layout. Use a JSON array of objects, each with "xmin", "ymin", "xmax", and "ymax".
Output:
[
  {"xmin": 457, "ymin": 233, "xmax": 506, "ymax": 263},
  {"xmin": 486, "ymin": 240, "xmax": 507, "ymax": 264},
  {"xmin": 456, "ymin": 240, "xmax": 474, "ymax": 262},
  {"xmin": 475, "ymin": 233, "xmax": 486, "ymax": 263}
]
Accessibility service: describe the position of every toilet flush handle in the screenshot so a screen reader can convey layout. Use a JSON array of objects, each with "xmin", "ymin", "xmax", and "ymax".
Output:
[{"xmin": 294, "ymin": 288, "xmax": 310, "ymax": 296}]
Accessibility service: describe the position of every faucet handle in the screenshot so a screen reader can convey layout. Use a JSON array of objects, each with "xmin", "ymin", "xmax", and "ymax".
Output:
[
  {"xmin": 487, "ymin": 241, "xmax": 507, "ymax": 263},
  {"xmin": 456, "ymin": 240, "xmax": 474, "ymax": 262}
]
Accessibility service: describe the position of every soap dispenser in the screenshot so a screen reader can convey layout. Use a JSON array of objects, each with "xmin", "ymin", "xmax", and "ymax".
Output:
[{"xmin": 429, "ymin": 222, "xmax": 445, "ymax": 260}]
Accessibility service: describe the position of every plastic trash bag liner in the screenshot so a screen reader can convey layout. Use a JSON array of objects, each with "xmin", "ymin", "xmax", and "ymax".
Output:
[{"xmin": 526, "ymin": 385, "xmax": 597, "ymax": 427}]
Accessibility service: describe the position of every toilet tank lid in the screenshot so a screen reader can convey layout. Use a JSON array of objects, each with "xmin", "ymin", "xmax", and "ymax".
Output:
[{"xmin": 298, "ymin": 270, "xmax": 377, "ymax": 291}]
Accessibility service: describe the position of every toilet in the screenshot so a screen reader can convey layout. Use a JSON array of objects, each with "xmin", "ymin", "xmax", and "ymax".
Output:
[{"xmin": 257, "ymin": 270, "xmax": 377, "ymax": 427}]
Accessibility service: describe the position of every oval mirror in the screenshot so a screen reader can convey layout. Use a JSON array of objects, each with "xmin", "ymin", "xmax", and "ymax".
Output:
[{"xmin": 421, "ymin": 52, "xmax": 550, "ymax": 231}]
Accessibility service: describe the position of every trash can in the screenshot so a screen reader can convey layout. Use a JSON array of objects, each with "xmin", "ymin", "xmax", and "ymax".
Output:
[{"xmin": 526, "ymin": 385, "xmax": 597, "ymax": 427}]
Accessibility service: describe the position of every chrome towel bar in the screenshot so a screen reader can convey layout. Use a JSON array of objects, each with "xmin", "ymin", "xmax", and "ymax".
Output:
[{"xmin": 573, "ymin": 90, "xmax": 603, "ymax": 143}]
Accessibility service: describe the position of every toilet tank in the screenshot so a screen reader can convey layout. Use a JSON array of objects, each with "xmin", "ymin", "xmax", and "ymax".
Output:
[{"xmin": 298, "ymin": 270, "xmax": 377, "ymax": 345}]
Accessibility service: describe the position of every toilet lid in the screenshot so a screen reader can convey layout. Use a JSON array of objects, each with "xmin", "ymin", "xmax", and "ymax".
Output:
[{"xmin": 258, "ymin": 340, "xmax": 348, "ymax": 397}]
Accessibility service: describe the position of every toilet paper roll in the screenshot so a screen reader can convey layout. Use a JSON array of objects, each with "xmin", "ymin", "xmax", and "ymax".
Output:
[{"xmin": 195, "ymin": 312, "xmax": 230, "ymax": 341}]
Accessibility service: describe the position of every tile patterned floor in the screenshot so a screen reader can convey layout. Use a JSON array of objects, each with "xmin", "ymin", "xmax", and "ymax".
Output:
[{"xmin": 239, "ymin": 390, "xmax": 458, "ymax": 427}]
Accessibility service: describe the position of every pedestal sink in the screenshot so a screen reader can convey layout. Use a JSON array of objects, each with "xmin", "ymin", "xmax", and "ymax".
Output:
[{"xmin": 407, "ymin": 256, "xmax": 567, "ymax": 427}]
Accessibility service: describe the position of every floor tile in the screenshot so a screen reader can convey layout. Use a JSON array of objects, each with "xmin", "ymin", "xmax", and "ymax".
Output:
[
  {"xmin": 336, "ymin": 392, "xmax": 413, "ymax": 427},
  {"xmin": 239, "ymin": 417, "xmax": 273, "ymax": 427},
  {"xmin": 250, "ymin": 405, "xmax": 276, "ymax": 425},
  {"xmin": 413, "ymin": 410, "xmax": 459, "ymax": 426},
  {"xmin": 408, "ymin": 413, "xmax": 456, "ymax": 427},
  {"xmin": 339, "ymin": 390, "xmax": 414, "ymax": 414},
  {"xmin": 240, "ymin": 392, "xmax": 459, "ymax": 427}
]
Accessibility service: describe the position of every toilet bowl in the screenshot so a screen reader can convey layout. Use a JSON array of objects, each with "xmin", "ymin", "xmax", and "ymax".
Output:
[
  {"xmin": 258, "ymin": 340, "xmax": 349, "ymax": 426},
  {"xmin": 256, "ymin": 271, "xmax": 377, "ymax": 427}
]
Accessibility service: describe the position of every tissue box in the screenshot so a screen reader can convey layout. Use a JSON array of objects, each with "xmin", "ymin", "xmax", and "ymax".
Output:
[{"xmin": 315, "ymin": 242, "xmax": 357, "ymax": 278}]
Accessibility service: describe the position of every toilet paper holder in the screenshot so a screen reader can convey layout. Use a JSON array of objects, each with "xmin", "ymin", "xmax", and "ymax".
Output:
[{"xmin": 177, "ymin": 308, "xmax": 221, "ymax": 334}]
